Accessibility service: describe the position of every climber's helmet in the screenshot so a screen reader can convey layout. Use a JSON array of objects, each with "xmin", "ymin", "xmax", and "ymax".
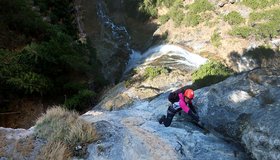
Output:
[{"xmin": 184, "ymin": 89, "xmax": 194, "ymax": 100}]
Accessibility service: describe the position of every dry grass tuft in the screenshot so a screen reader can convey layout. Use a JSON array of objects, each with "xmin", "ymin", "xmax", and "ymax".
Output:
[
  {"xmin": 14, "ymin": 136, "xmax": 34, "ymax": 156},
  {"xmin": 34, "ymin": 106, "xmax": 99, "ymax": 158},
  {"xmin": 34, "ymin": 106, "xmax": 99, "ymax": 145},
  {"xmin": 0, "ymin": 132, "xmax": 7, "ymax": 157},
  {"xmin": 36, "ymin": 141, "xmax": 71, "ymax": 160}
]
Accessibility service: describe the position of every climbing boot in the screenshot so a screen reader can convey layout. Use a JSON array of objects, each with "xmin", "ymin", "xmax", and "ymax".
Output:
[{"xmin": 158, "ymin": 115, "xmax": 166, "ymax": 124}]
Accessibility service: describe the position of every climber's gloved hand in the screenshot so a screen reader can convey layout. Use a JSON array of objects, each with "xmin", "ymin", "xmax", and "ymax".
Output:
[
  {"xmin": 197, "ymin": 121, "xmax": 205, "ymax": 127},
  {"xmin": 188, "ymin": 110, "xmax": 199, "ymax": 122}
]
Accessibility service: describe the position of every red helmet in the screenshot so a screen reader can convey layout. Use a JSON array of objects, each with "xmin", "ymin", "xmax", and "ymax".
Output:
[{"xmin": 184, "ymin": 89, "xmax": 194, "ymax": 99}]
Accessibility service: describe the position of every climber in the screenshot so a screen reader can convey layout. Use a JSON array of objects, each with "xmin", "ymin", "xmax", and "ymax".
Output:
[{"xmin": 159, "ymin": 88, "xmax": 200, "ymax": 127}]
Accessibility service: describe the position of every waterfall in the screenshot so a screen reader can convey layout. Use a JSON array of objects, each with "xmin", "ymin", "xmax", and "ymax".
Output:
[
  {"xmin": 124, "ymin": 45, "xmax": 208, "ymax": 74},
  {"xmin": 95, "ymin": 0, "xmax": 133, "ymax": 83},
  {"xmin": 96, "ymin": 0, "xmax": 131, "ymax": 52},
  {"xmin": 95, "ymin": 1, "xmax": 207, "ymax": 82},
  {"xmin": 75, "ymin": 4, "xmax": 86, "ymax": 43}
]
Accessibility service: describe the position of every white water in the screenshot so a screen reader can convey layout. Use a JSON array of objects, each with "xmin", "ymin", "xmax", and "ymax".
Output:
[
  {"xmin": 97, "ymin": 1, "xmax": 131, "ymax": 51},
  {"xmin": 125, "ymin": 44, "xmax": 208, "ymax": 74}
]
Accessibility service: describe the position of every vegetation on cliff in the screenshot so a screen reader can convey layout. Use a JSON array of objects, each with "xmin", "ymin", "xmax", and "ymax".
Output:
[
  {"xmin": 231, "ymin": 7, "xmax": 280, "ymax": 39},
  {"xmin": 242, "ymin": 0, "xmax": 279, "ymax": 9},
  {"xmin": 125, "ymin": 0, "xmax": 280, "ymax": 44},
  {"xmin": 0, "ymin": 0, "xmax": 105, "ymax": 113},
  {"xmin": 34, "ymin": 107, "xmax": 99, "ymax": 158},
  {"xmin": 124, "ymin": 0, "xmax": 213, "ymax": 26},
  {"xmin": 192, "ymin": 61, "xmax": 234, "ymax": 88}
]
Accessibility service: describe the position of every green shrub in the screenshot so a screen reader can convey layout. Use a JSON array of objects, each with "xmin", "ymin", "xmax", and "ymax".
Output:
[
  {"xmin": 249, "ymin": 12, "xmax": 266, "ymax": 23},
  {"xmin": 249, "ymin": 9, "xmax": 280, "ymax": 24},
  {"xmin": 128, "ymin": 0, "xmax": 184, "ymax": 24},
  {"xmin": 123, "ymin": 0, "xmax": 155, "ymax": 21},
  {"xmin": 159, "ymin": 14, "xmax": 170, "ymax": 24},
  {"xmin": 63, "ymin": 82, "xmax": 87, "ymax": 92},
  {"xmin": 7, "ymin": 72, "xmax": 51, "ymax": 94},
  {"xmin": 139, "ymin": 0, "xmax": 158, "ymax": 18},
  {"xmin": 230, "ymin": 8, "xmax": 280, "ymax": 39},
  {"xmin": 123, "ymin": 0, "xmax": 141, "ymax": 18},
  {"xmin": 188, "ymin": 0, "xmax": 214, "ymax": 14},
  {"xmin": 157, "ymin": 0, "xmax": 183, "ymax": 7},
  {"xmin": 161, "ymin": 31, "xmax": 169, "ymax": 40},
  {"xmin": 230, "ymin": 26, "xmax": 253, "ymax": 38},
  {"xmin": 0, "ymin": 0, "xmax": 104, "ymax": 113},
  {"xmin": 231, "ymin": 14, "xmax": 280, "ymax": 39},
  {"xmin": 0, "ymin": 49, "xmax": 52, "ymax": 95},
  {"xmin": 144, "ymin": 66, "xmax": 169, "ymax": 79},
  {"xmin": 248, "ymin": 9, "xmax": 280, "ymax": 39},
  {"xmin": 254, "ymin": 22, "xmax": 279, "ymax": 39},
  {"xmin": 192, "ymin": 61, "xmax": 234, "ymax": 88},
  {"xmin": 34, "ymin": 0, "xmax": 76, "ymax": 34},
  {"xmin": 0, "ymin": 0, "xmax": 49, "ymax": 49},
  {"xmin": 179, "ymin": 0, "xmax": 213, "ymax": 27},
  {"xmin": 64, "ymin": 89, "xmax": 96, "ymax": 110},
  {"xmin": 224, "ymin": 11, "xmax": 244, "ymax": 25},
  {"xmin": 242, "ymin": 0, "xmax": 278, "ymax": 9},
  {"xmin": 125, "ymin": 79, "xmax": 133, "ymax": 88},
  {"xmin": 210, "ymin": 31, "xmax": 222, "ymax": 48},
  {"xmin": 0, "ymin": 31, "xmax": 100, "ymax": 96},
  {"xmin": 30, "ymin": 32, "xmax": 92, "ymax": 73},
  {"xmin": 183, "ymin": 13, "xmax": 201, "ymax": 27},
  {"xmin": 157, "ymin": 0, "xmax": 176, "ymax": 7},
  {"xmin": 201, "ymin": 12, "xmax": 214, "ymax": 25},
  {"xmin": 168, "ymin": 7, "xmax": 185, "ymax": 26}
]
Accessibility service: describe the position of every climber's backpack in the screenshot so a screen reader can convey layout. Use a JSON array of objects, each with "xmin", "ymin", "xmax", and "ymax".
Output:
[
  {"xmin": 168, "ymin": 91, "xmax": 179, "ymax": 104},
  {"xmin": 168, "ymin": 86, "xmax": 193, "ymax": 104}
]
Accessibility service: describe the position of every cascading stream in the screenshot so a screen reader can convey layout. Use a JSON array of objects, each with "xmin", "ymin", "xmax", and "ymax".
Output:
[
  {"xmin": 96, "ymin": 0, "xmax": 208, "ymax": 82},
  {"xmin": 124, "ymin": 45, "xmax": 208, "ymax": 75},
  {"xmin": 96, "ymin": 0, "xmax": 131, "ymax": 53}
]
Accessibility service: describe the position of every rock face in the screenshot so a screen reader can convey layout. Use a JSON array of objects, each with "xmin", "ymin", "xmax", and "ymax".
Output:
[
  {"xmin": 81, "ymin": 53, "xmax": 249, "ymax": 159},
  {"xmin": 86, "ymin": 66, "xmax": 280, "ymax": 160},
  {"xmin": 195, "ymin": 68, "xmax": 280, "ymax": 160},
  {"xmin": 77, "ymin": 0, "xmax": 131, "ymax": 83},
  {"xmin": 3, "ymin": 55, "xmax": 279, "ymax": 160},
  {"xmin": 95, "ymin": 69, "xmax": 193, "ymax": 111},
  {"xmin": 95, "ymin": 44, "xmax": 207, "ymax": 111},
  {"xmin": 0, "ymin": 127, "xmax": 44, "ymax": 159},
  {"xmin": 229, "ymin": 48, "xmax": 280, "ymax": 72},
  {"xmin": 82, "ymin": 93, "xmax": 249, "ymax": 160}
]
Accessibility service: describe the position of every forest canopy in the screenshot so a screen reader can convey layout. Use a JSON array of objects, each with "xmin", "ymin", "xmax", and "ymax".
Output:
[{"xmin": 0, "ymin": 0, "xmax": 105, "ymax": 111}]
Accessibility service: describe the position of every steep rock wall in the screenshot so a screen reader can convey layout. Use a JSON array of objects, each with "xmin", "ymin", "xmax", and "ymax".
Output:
[{"xmin": 195, "ymin": 67, "xmax": 280, "ymax": 159}]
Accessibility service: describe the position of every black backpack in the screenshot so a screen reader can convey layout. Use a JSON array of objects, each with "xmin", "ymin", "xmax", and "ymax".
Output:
[{"xmin": 168, "ymin": 91, "xmax": 179, "ymax": 104}]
